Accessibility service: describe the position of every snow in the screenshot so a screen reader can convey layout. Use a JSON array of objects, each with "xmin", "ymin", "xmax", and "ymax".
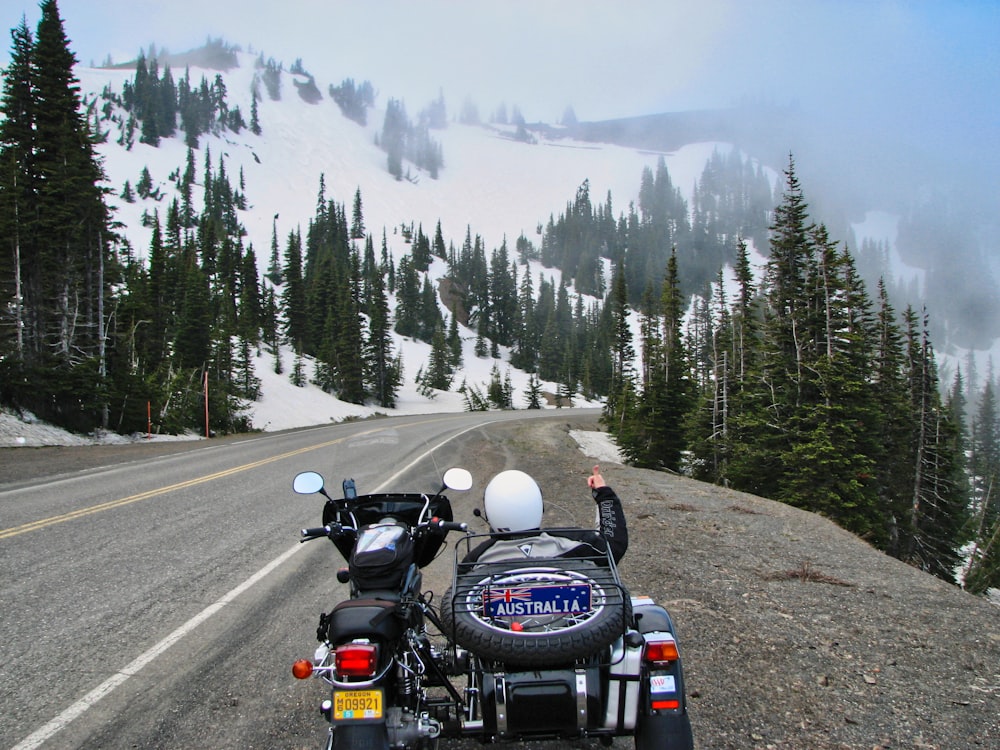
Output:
[
  {"xmin": 0, "ymin": 407, "xmax": 200, "ymax": 447},
  {"xmin": 568, "ymin": 430, "xmax": 624, "ymax": 464},
  {"xmin": 64, "ymin": 52, "xmax": 742, "ymax": 437}
]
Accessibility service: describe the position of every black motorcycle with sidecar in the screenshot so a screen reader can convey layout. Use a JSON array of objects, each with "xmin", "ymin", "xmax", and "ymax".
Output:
[{"xmin": 291, "ymin": 467, "xmax": 693, "ymax": 750}]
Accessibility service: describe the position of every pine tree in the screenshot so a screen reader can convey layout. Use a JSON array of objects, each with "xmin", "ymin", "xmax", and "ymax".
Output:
[
  {"xmin": 619, "ymin": 252, "xmax": 693, "ymax": 470},
  {"xmin": 422, "ymin": 321, "xmax": 454, "ymax": 391},
  {"xmin": 965, "ymin": 376, "xmax": 1000, "ymax": 593},
  {"xmin": 351, "ymin": 188, "xmax": 365, "ymax": 239},
  {"xmin": 0, "ymin": 19, "xmax": 35, "ymax": 364},
  {"xmin": 656, "ymin": 250, "xmax": 694, "ymax": 469},
  {"xmin": 510, "ymin": 263, "xmax": 538, "ymax": 371},
  {"xmin": 281, "ymin": 229, "xmax": 306, "ymax": 349},
  {"xmin": 901, "ymin": 309, "xmax": 969, "ymax": 580},
  {"xmin": 0, "ymin": 1, "xmax": 117, "ymax": 431},
  {"xmin": 249, "ymin": 91, "xmax": 261, "ymax": 135},
  {"xmin": 447, "ymin": 309, "xmax": 463, "ymax": 368},
  {"xmin": 602, "ymin": 264, "xmax": 637, "ymax": 435},
  {"xmin": 382, "ymin": 98, "xmax": 406, "ymax": 179},
  {"xmin": 871, "ymin": 280, "xmax": 915, "ymax": 555},
  {"xmin": 173, "ymin": 255, "xmax": 212, "ymax": 369},
  {"xmin": 524, "ymin": 373, "xmax": 543, "ymax": 409},
  {"xmin": 392, "ymin": 255, "xmax": 420, "ymax": 339},
  {"xmin": 729, "ymin": 159, "xmax": 882, "ymax": 536},
  {"xmin": 419, "ymin": 273, "xmax": 443, "ymax": 341},
  {"xmin": 364, "ymin": 260, "xmax": 399, "ymax": 407},
  {"xmin": 334, "ymin": 282, "xmax": 365, "ymax": 404},
  {"xmin": 686, "ymin": 273, "xmax": 734, "ymax": 482}
]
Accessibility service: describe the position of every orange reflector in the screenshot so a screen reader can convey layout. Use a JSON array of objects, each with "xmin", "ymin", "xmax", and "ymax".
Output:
[
  {"xmin": 652, "ymin": 699, "xmax": 681, "ymax": 710},
  {"xmin": 644, "ymin": 637, "xmax": 679, "ymax": 663},
  {"xmin": 335, "ymin": 644, "xmax": 378, "ymax": 677},
  {"xmin": 291, "ymin": 659, "xmax": 314, "ymax": 679}
]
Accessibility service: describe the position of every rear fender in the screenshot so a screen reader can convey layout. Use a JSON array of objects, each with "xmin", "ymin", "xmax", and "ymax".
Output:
[{"xmin": 631, "ymin": 597, "xmax": 687, "ymax": 718}]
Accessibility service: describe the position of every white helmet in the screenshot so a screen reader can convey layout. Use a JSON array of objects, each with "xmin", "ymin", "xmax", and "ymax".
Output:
[{"xmin": 483, "ymin": 470, "xmax": 543, "ymax": 532}]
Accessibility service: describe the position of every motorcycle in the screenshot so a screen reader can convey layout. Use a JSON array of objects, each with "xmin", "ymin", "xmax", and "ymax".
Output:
[{"xmin": 291, "ymin": 467, "xmax": 694, "ymax": 749}]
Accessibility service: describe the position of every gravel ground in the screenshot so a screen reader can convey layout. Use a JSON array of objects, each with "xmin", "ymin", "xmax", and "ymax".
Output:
[
  {"xmin": 455, "ymin": 417, "xmax": 1000, "ymax": 750},
  {"xmin": 3, "ymin": 415, "xmax": 998, "ymax": 749}
]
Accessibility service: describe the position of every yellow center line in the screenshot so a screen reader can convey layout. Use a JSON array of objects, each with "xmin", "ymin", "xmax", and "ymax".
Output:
[{"xmin": 0, "ymin": 418, "xmax": 451, "ymax": 541}]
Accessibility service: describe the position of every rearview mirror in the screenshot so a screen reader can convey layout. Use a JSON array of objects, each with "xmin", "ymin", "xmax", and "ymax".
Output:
[
  {"xmin": 443, "ymin": 467, "xmax": 473, "ymax": 492},
  {"xmin": 292, "ymin": 471, "xmax": 325, "ymax": 495}
]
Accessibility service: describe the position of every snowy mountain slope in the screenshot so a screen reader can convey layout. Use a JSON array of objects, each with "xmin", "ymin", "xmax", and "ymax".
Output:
[
  {"xmin": 76, "ymin": 52, "xmax": 736, "ymax": 432},
  {"xmin": 84, "ymin": 52, "xmax": 718, "ymax": 276},
  {"xmin": 71, "ymin": 49, "xmax": 990, "ymax": 435}
]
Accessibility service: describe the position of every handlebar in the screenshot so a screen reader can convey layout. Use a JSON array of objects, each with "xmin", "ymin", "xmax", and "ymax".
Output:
[
  {"xmin": 427, "ymin": 518, "xmax": 468, "ymax": 533},
  {"xmin": 299, "ymin": 523, "xmax": 356, "ymax": 543},
  {"xmin": 300, "ymin": 518, "xmax": 468, "ymax": 544},
  {"xmin": 299, "ymin": 526, "xmax": 330, "ymax": 542}
]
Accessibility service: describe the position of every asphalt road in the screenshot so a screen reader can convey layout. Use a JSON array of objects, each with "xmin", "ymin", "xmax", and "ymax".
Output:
[{"xmin": 0, "ymin": 410, "xmax": 599, "ymax": 750}]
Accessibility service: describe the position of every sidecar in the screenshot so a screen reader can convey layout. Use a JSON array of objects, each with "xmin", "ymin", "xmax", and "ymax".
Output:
[{"xmin": 438, "ymin": 530, "xmax": 694, "ymax": 748}]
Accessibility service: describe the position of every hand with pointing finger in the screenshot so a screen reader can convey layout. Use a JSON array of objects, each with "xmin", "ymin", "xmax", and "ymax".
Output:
[{"xmin": 587, "ymin": 465, "xmax": 606, "ymax": 490}]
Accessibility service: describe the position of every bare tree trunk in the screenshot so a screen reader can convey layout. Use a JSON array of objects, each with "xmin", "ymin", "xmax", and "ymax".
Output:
[
  {"xmin": 13, "ymin": 171, "xmax": 24, "ymax": 359},
  {"xmin": 98, "ymin": 231, "xmax": 108, "ymax": 429},
  {"xmin": 910, "ymin": 339, "xmax": 928, "ymax": 549}
]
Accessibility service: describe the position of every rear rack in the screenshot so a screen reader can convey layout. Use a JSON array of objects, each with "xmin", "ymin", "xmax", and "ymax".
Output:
[{"xmin": 445, "ymin": 529, "xmax": 631, "ymax": 667}]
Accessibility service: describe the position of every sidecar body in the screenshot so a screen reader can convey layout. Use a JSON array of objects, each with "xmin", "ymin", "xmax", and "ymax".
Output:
[{"xmin": 438, "ymin": 530, "xmax": 694, "ymax": 748}]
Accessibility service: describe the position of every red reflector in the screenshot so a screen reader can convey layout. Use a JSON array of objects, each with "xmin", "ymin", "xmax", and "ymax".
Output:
[
  {"xmin": 291, "ymin": 659, "xmax": 314, "ymax": 679},
  {"xmin": 335, "ymin": 644, "xmax": 378, "ymax": 677},
  {"xmin": 652, "ymin": 699, "xmax": 681, "ymax": 710},
  {"xmin": 644, "ymin": 636, "xmax": 679, "ymax": 663}
]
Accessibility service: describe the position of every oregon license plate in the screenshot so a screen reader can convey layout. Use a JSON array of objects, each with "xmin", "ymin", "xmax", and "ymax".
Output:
[{"xmin": 332, "ymin": 689, "xmax": 383, "ymax": 721}]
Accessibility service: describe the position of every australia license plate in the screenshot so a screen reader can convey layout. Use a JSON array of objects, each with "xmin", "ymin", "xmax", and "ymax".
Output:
[
  {"xmin": 483, "ymin": 582, "xmax": 592, "ymax": 618},
  {"xmin": 332, "ymin": 689, "xmax": 383, "ymax": 721}
]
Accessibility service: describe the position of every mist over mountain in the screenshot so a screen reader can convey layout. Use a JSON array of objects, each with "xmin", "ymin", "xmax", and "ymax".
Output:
[{"xmin": 565, "ymin": 101, "xmax": 1000, "ymax": 354}]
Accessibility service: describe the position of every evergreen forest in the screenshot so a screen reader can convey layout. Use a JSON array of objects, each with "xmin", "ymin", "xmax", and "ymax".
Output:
[{"xmin": 1, "ymin": 1, "xmax": 998, "ymax": 594}]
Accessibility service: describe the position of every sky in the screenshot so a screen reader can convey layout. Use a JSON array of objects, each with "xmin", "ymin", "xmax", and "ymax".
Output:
[
  {"xmin": 2, "ymin": 0, "xmax": 993, "ymax": 220},
  {"xmin": 1, "ymin": 0, "xmax": 995, "ymax": 122}
]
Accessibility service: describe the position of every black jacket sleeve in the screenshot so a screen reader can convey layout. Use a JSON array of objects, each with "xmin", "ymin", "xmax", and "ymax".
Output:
[{"xmin": 593, "ymin": 485, "xmax": 628, "ymax": 563}]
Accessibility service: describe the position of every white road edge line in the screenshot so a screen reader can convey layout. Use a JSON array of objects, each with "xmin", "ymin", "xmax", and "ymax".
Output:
[{"xmin": 12, "ymin": 420, "xmax": 491, "ymax": 750}]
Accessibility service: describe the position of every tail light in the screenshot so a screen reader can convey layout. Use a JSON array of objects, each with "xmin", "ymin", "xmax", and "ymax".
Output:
[
  {"xmin": 651, "ymin": 698, "xmax": 681, "ymax": 710},
  {"xmin": 643, "ymin": 634, "xmax": 679, "ymax": 665},
  {"xmin": 335, "ymin": 643, "xmax": 378, "ymax": 677}
]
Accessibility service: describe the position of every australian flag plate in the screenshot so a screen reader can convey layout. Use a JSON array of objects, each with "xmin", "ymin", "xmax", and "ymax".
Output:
[{"xmin": 482, "ymin": 582, "xmax": 592, "ymax": 618}]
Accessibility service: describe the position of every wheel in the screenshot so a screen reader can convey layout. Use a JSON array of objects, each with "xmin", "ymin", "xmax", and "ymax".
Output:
[
  {"xmin": 332, "ymin": 724, "xmax": 389, "ymax": 750},
  {"xmin": 441, "ymin": 560, "xmax": 628, "ymax": 667},
  {"xmin": 634, "ymin": 711, "xmax": 694, "ymax": 750}
]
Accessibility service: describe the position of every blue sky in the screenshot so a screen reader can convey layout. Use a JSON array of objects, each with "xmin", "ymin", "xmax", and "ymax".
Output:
[{"xmin": 3, "ymin": 0, "xmax": 999, "ymax": 213}]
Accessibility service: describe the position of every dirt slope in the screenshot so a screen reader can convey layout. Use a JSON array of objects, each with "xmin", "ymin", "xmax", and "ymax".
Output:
[{"xmin": 463, "ymin": 417, "xmax": 1000, "ymax": 750}]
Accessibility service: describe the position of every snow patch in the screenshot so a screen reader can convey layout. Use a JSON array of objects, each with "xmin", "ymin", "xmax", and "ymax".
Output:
[{"xmin": 569, "ymin": 429, "xmax": 624, "ymax": 464}]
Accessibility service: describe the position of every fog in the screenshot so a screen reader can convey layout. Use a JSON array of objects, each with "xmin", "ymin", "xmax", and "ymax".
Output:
[
  {"xmin": 5, "ymin": 0, "xmax": 1000, "ymax": 336},
  {"xmin": 9, "ymin": 0, "xmax": 996, "ymax": 208}
]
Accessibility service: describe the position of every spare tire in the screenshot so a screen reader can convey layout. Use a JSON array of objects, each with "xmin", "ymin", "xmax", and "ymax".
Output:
[{"xmin": 441, "ymin": 560, "xmax": 628, "ymax": 668}]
